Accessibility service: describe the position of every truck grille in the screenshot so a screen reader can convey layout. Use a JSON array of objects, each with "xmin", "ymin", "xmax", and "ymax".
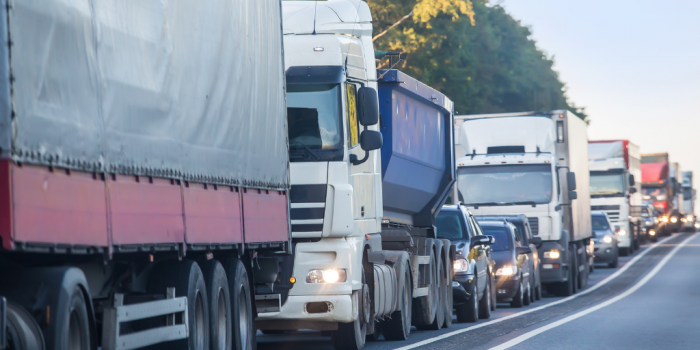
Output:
[
  {"xmin": 592, "ymin": 205, "xmax": 622, "ymax": 222},
  {"xmin": 289, "ymin": 184, "xmax": 326, "ymax": 233},
  {"xmin": 528, "ymin": 217, "xmax": 539, "ymax": 235}
]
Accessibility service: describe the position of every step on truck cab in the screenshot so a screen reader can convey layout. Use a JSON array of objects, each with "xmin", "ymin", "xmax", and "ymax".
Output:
[
  {"xmin": 0, "ymin": 1, "xmax": 290, "ymax": 349},
  {"xmin": 256, "ymin": 1, "xmax": 456, "ymax": 348},
  {"xmin": 454, "ymin": 111, "xmax": 592, "ymax": 297},
  {"xmin": 588, "ymin": 140, "xmax": 643, "ymax": 255}
]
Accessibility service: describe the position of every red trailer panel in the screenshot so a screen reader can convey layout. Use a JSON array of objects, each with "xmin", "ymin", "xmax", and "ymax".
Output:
[
  {"xmin": 183, "ymin": 183, "xmax": 244, "ymax": 244},
  {"xmin": 0, "ymin": 161, "xmax": 13, "ymax": 250},
  {"xmin": 243, "ymin": 190, "xmax": 289, "ymax": 243},
  {"xmin": 108, "ymin": 175, "xmax": 185, "ymax": 245},
  {"xmin": 12, "ymin": 164, "xmax": 109, "ymax": 248}
]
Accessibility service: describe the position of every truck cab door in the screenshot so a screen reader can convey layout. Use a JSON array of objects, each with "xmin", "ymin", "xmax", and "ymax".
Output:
[{"xmin": 344, "ymin": 83, "xmax": 376, "ymax": 224}]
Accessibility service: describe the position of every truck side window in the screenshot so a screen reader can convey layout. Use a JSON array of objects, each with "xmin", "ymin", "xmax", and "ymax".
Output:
[{"xmin": 345, "ymin": 83, "xmax": 360, "ymax": 147}]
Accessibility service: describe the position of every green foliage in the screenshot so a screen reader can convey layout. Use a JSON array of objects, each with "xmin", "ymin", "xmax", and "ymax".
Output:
[{"xmin": 370, "ymin": 0, "xmax": 587, "ymax": 120}]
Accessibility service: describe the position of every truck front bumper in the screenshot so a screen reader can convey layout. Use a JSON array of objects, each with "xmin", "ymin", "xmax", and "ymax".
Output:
[{"xmin": 256, "ymin": 294, "xmax": 355, "ymax": 330}]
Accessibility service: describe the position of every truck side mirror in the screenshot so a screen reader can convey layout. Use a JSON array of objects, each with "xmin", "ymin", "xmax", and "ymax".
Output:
[
  {"xmin": 360, "ymin": 130, "xmax": 382, "ymax": 151},
  {"xmin": 567, "ymin": 172, "xmax": 577, "ymax": 191},
  {"xmin": 629, "ymin": 187, "xmax": 637, "ymax": 194},
  {"xmin": 358, "ymin": 87, "xmax": 379, "ymax": 126},
  {"xmin": 568, "ymin": 190, "xmax": 578, "ymax": 200},
  {"xmin": 629, "ymin": 174, "xmax": 635, "ymax": 186}
]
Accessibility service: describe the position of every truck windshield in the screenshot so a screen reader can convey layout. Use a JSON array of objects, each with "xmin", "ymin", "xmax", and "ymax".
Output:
[
  {"xmin": 479, "ymin": 226, "xmax": 511, "ymax": 251},
  {"xmin": 435, "ymin": 211, "xmax": 468, "ymax": 240},
  {"xmin": 590, "ymin": 173, "xmax": 624, "ymax": 198},
  {"xmin": 643, "ymin": 187, "xmax": 666, "ymax": 202},
  {"xmin": 287, "ymin": 84, "xmax": 343, "ymax": 162},
  {"xmin": 457, "ymin": 164, "xmax": 553, "ymax": 206}
]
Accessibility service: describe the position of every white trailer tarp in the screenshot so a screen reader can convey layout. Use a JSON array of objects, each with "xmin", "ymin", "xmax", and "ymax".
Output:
[{"xmin": 1, "ymin": 0, "xmax": 289, "ymax": 189}]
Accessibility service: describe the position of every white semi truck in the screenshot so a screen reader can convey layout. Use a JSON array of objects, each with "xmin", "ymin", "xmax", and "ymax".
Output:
[
  {"xmin": 588, "ymin": 140, "xmax": 643, "ymax": 256},
  {"xmin": 682, "ymin": 171, "xmax": 696, "ymax": 231},
  {"xmin": 454, "ymin": 111, "xmax": 592, "ymax": 296},
  {"xmin": 255, "ymin": 1, "xmax": 457, "ymax": 349}
]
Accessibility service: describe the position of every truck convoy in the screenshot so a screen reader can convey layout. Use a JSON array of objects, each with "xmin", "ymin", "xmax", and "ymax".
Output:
[
  {"xmin": 256, "ymin": 1, "xmax": 456, "ymax": 349},
  {"xmin": 453, "ymin": 111, "xmax": 592, "ymax": 297},
  {"xmin": 0, "ymin": 1, "xmax": 290, "ymax": 350},
  {"xmin": 588, "ymin": 140, "xmax": 642, "ymax": 255},
  {"xmin": 641, "ymin": 153, "xmax": 678, "ymax": 235},
  {"xmin": 682, "ymin": 171, "xmax": 697, "ymax": 231}
]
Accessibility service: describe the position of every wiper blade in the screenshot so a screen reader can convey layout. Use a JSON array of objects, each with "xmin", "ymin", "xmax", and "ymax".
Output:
[
  {"xmin": 513, "ymin": 201, "xmax": 538, "ymax": 207},
  {"xmin": 289, "ymin": 141, "xmax": 320, "ymax": 161},
  {"xmin": 466, "ymin": 201, "xmax": 538, "ymax": 208}
]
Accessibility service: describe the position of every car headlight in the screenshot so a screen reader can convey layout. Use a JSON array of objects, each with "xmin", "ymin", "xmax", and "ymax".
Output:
[
  {"xmin": 495, "ymin": 266, "xmax": 516, "ymax": 276},
  {"xmin": 602, "ymin": 235, "xmax": 613, "ymax": 243},
  {"xmin": 695, "ymin": 222, "xmax": 700, "ymax": 229},
  {"xmin": 543, "ymin": 250, "xmax": 560, "ymax": 259},
  {"xmin": 670, "ymin": 217, "xmax": 678, "ymax": 223},
  {"xmin": 661, "ymin": 216, "xmax": 669, "ymax": 223},
  {"xmin": 644, "ymin": 221, "xmax": 653, "ymax": 226},
  {"xmin": 616, "ymin": 229, "xmax": 627, "ymax": 236},
  {"xmin": 654, "ymin": 217, "xmax": 659, "ymax": 223},
  {"xmin": 687, "ymin": 215, "xmax": 694, "ymax": 221},
  {"xmin": 681, "ymin": 218, "xmax": 687, "ymax": 223},
  {"xmin": 453, "ymin": 259, "xmax": 469, "ymax": 273},
  {"xmin": 649, "ymin": 230, "xmax": 656, "ymax": 236},
  {"xmin": 306, "ymin": 269, "xmax": 347, "ymax": 283}
]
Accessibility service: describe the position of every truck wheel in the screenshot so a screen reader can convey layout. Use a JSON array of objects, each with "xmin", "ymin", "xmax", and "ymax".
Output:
[
  {"xmin": 225, "ymin": 258, "xmax": 253, "ymax": 350},
  {"xmin": 332, "ymin": 271, "xmax": 367, "ymax": 350},
  {"xmin": 4, "ymin": 300, "xmax": 45, "ymax": 350},
  {"xmin": 510, "ymin": 279, "xmax": 524, "ymax": 308},
  {"xmin": 578, "ymin": 253, "xmax": 588, "ymax": 290},
  {"xmin": 204, "ymin": 260, "xmax": 232, "ymax": 350},
  {"xmin": 423, "ymin": 255, "xmax": 445, "ymax": 330},
  {"xmin": 455, "ymin": 282, "xmax": 478, "ymax": 323},
  {"xmin": 382, "ymin": 264, "xmax": 412, "ymax": 340},
  {"xmin": 571, "ymin": 248, "xmax": 579, "ymax": 294},
  {"xmin": 414, "ymin": 250, "xmax": 438, "ymax": 328},
  {"xmin": 441, "ymin": 240, "xmax": 453, "ymax": 329},
  {"xmin": 478, "ymin": 276, "xmax": 492, "ymax": 319},
  {"xmin": 149, "ymin": 260, "xmax": 209, "ymax": 350}
]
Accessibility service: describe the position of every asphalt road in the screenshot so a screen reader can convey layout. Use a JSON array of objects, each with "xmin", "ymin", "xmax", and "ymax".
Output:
[{"xmin": 257, "ymin": 232, "xmax": 695, "ymax": 350}]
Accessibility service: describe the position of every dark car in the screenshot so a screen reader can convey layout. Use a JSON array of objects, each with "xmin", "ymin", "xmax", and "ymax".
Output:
[
  {"xmin": 591, "ymin": 211, "xmax": 619, "ymax": 268},
  {"xmin": 476, "ymin": 215, "xmax": 543, "ymax": 302},
  {"xmin": 436, "ymin": 204, "xmax": 495, "ymax": 323},
  {"xmin": 477, "ymin": 220, "xmax": 533, "ymax": 308},
  {"xmin": 640, "ymin": 204, "xmax": 660, "ymax": 242}
]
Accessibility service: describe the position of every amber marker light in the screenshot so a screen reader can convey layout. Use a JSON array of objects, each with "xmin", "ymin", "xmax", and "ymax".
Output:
[{"xmin": 290, "ymin": 277, "xmax": 296, "ymax": 284}]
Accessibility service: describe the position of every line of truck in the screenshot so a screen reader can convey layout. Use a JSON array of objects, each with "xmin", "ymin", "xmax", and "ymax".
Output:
[{"xmin": 0, "ymin": 1, "xmax": 696, "ymax": 350}]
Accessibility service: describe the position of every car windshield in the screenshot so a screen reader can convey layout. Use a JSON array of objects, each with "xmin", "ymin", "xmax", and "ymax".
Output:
[
  {"xmin": 479, "ymin": 226, "xmax": 511, "ymax": 251},
  {"xmin": 590, "ymin": 173, "xmax": 624, "ymax": 197},
  {"xmin": 642, "ymin": 187, "xmax": 667, "ymax": 202},
  {"xmin": 592, "ymin": 215, "xmax": 610, "ymax": 231},
  {"xmin": 287, "ymin": 83, "xmax": 342, "ymax": 152},
  {"xmin": 457, "ymin": 164, "xmax": 553, "ymax": 206},
  {"xmin": 436, "ymin": 211, "xmax": 467, "ymax": 240}
]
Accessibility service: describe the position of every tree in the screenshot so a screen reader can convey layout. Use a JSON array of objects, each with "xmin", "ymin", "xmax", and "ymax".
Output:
[{"xmin": 370, "ymin": 0, "xmax": 587, "ymax": 121}]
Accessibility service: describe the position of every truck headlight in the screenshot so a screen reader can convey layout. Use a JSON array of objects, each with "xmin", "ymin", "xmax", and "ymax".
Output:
[
  {"xmin": 602, "ymin": 235, "xmax": 613, "ymax": 244},
  {"xmin": 695, "ymin": 223, "xmax": 700, "ymax": 229},
  {"xmin": 543, "ymin": 250, "xmax": 560, "ymax": 259},
  {"xmin": 670, "ymin": 217, "xmax": 678, "ymax": 223},
  {"xmin": 306, "ymin": 269, "xmax": 347, "ymax": 283},
  {"xmin": 453, "ymin": 259, "xmax": 469, "ymax": 273},
  {"xmin": 495, "ymin": 266, "xmax": 516, "ymax": 276},
  {"xmin": 616, "ymin": 229, "xmax": 627, "ymax": 236},
  {"xmin": 649, "ymin": 230, "xmax": 656, "ymax": 236},
  {"xmin": 687, "ymin": 215, "xmax": 694, "ymax": 222},
  {"xmin": 661, "ymin": 216, "xmax": 669, "ymax": 223}
]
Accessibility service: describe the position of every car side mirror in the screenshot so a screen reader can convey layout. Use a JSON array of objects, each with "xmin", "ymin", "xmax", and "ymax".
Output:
[
  {"xmin": 567, "ymin": 172, "xmax": 577, "ymax": 191},
  {"xmin": 569, "ymin": 190, "xmax": 578, "ymax": 200},
  {"xmin": 470, "ymin": 235, "xmax": 493, "ymax": 248},
  {"xmin": 529, "ymin": 236, "xmax": 542, "ymax": 245},
  {"xmin": 516, "ymin": 246, "xmax": 532, "ymax": 255},
  {"xmin": 629, "ymin": 174, "xmax": 635, "ymax": 186},
  {"xmin": 629, "ymin": 187, "xmax": 637, "ymax": 194},
  {"xmin": 358, "ymin": 87, "xmax": 379, "ymax": 126}
]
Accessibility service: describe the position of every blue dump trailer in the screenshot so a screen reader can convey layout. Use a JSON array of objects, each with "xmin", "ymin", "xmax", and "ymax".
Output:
[{"xmin": 377, "ymin": 69, "xmax": 456, "ymax": 228}]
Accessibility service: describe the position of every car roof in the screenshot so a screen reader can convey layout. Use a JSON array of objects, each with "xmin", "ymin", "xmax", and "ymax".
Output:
[{"xmin": 475, "ymin": 214, "xmax": 528, "ymax": 223}]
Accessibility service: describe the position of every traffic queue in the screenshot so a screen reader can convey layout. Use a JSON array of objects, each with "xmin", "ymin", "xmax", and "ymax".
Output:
[{"xmin": 441, "ymin": 118, "xmax": 696, "ymax": 321}]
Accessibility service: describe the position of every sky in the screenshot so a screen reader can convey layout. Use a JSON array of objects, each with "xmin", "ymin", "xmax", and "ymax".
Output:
[{"xmin": 499, "ymin": 0, "xmax": 700, "ymax": 187}]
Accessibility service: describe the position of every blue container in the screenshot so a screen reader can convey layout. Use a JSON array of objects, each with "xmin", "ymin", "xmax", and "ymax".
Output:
[{"xmin": 377, "ymin": 69, "xmax": 455, "ymax": 228}]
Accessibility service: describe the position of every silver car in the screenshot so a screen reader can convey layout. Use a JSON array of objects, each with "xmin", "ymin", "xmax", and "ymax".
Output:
[{"xmin": 592, "ymin": 211, "xmax": 619, "ymax": 268}]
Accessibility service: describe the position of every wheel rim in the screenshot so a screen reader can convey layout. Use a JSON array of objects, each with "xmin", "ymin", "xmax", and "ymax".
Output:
[
  {"xmin": 68, "ymin": 310, "xmax": 84, "ymax": 350},
  {"xmin": 195, "ymin": 292, "xmax": 205, "ymax": 349},
  {"xmin": 238, "ymin": 286, "xmax": 249, "ymax": 348},
  {"xmin": 217, "ymin": 289, "xmax": 228, "ymax": 350}
]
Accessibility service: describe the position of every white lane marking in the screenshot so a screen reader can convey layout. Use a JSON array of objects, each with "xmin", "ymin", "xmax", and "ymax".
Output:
[
  {"xmin": 394, "ymin": 235, "xmax": 677, "ymax": 350},
  {"xmin": 489, "ymin": 233, "xmax": 696, "ymax": 350}
]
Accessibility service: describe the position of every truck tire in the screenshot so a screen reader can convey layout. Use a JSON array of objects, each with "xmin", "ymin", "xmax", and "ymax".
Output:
[
  {"xmin": 510, "ymin": 278, "xmax": 524, "ymax": 308},
  {"xmin": 149, "ymin": 260, "xmax": 209, "ymax": 350},
  {"xmin": 414, "ymin": 249, "xmax": 438, "ymax": 328},
  {"xmin": 578, "ymin": 251, "xmax": 588, "ymax": 290},
  {"xmin": 224, "ymin": 258, "xmax": 254, "ymax": 350},
  {"xmin": 571, "ymin": 247, "xmax": 579, "ymax": 294},
  {"xmin": 478, "ymin": 276, "xmax": 492, "ymax": 319},
  {"xmin": 551, "ymin": 247, "xmax": 576, "ymax": 297},
  {"xmin": 419, "ymin": 254, "xmax": 445, "ymax": 330},
  {"xmin": 455, "ymin": 282, "xmax": 478, "ymax": 323},
  {"xmin": 382, "ymin": 264, "xmax": 412, "ymax": 341},
  {"xmin": 332, "ymin": 271, "xmax": 367, "ymax": 350},
  {"xmin": 204, "ymin": 260, "xmax": 232, "ymax": 350},
  {"xmin": 440, "ymin": 239, "xmax": 453, "ymax": 329},
  {"xmin": 4, "ymin": 300, "xmax": 45, "ymax": 350}
]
